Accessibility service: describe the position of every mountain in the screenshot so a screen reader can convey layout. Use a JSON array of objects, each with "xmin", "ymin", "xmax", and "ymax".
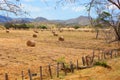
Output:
[
  {"xmin": 34, "ymin": 17, "xmax": 48, "ymax": 22},
  {"xmin": 0, "ymin": 15, "xmax": 13, "ymax": 23},
  {"xmin": 64, "ymin": 16, "xmax": 91, "ymax": 25},
  {"xmin": 0, "ymin": 15, "xmax": 91, "ymax": 25},
  {"xmin": 10, "ymin": 18, "xmax": 33, "ymax": 23}
]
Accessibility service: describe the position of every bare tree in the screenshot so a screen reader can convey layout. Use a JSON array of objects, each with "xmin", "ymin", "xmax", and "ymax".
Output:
[
  {"xmin": 0, "ymin": 0, "xmax": 25, "ymax": 15},
  {"xmin": 55, "ymin": 0, "xmax": 120, "ymax": 42}
]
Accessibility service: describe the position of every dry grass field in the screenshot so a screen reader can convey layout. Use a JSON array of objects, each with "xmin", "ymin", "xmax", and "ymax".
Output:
[{"xmin": 0, "ymin": 29, "xmax": 119, "ymax": 80}]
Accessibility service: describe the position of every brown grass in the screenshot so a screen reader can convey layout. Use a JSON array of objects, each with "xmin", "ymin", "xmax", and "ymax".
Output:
[{"xmin": 0, "ymin": 29, "xmax": 119, "ymax": 80}]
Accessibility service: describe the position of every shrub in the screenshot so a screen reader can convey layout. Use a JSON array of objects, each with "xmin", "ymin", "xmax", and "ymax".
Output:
[
  {"xmin": 94, "ymin": 61, "xmax": 111, "ymax": 69},
  {"xmin": 37, "ymin": 25, "xmax": 47, "ymax": 29}
]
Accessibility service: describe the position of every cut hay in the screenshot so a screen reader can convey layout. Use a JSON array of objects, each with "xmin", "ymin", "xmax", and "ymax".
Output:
[
  {"xmin": 6, "ymin": 30, "xmax": 9, "ymax": 33},
  {"xmin": 34, "ymin": 30, "xmax": 39, "ymax": 33},
  {"xmin": 33, "ymin": 34, "xmax": 37, "ymax": 38},
  {"xmin": 58, "ymin": 36, "xmax": 64, "ymax": 41},
  {"xmin": 26, "ymin": 40, "xmax": 36, "ymax": 47},
  {"xmin": 53, "ymin": 33, "xmax": 58, "ymax": 36}
]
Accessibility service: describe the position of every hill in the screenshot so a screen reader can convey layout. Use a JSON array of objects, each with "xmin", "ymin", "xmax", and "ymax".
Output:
[{"xmin": 0, "ymin": 15, "xmax": 91, "ymax": 25}]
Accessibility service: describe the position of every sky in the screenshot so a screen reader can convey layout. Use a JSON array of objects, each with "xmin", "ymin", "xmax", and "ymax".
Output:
[
  {"xmin": 13, "ymin": 0, "xmax": 90, "ymax": 20},
  {"xmin": 0, "ymin": 0, "xmax": 119, "ymax": 20}
]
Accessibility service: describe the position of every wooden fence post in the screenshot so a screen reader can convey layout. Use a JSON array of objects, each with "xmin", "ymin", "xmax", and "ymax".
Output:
[
  {"xmin": 76, "ymin": 59, "xmax": 79, "ymax": 69},
  {"xmin": 85, "ymin": 56, "xmax": 89, "ymax": 66},
  {"xmin": 115, "ymin": 50, "xmax": 118, "ymax": 57},
  {"xmin": 82, "ymin": 56, "xmax": 85, "ymax": 66},
  {"xmin": 5, "ymin": 73, "xmax": 8, "ymax": 80},
  {"xmin": 56, "ymin": 63, "xmax": 59, "ymax": 78},
  {"xmin": 21, "ymin": 71, "xmax": 24, "ymax": 80},
  {"xmin": 28, "ymin": 69, "xmax": 32, "ymax": 80},
  {"xmin": 103, "ymin": 52, "xmax": 106, "ymax": 59},
  {"xmin": 110, "ymin": 50, "xmax": 113, "ymax": 58},
  {"xmin": 40, "ymin": 66, "xmax": 42, "ymax": 80},
  {"xmin": 62, "ymin": 63, "xmax": 67, "ymax": 75},
  {"xmin": 70, "ymin": 61, "xmax": 74, "ymax": 73},
  {"xmin": 48, "ymin": 64, "xmax": 53, "ymax": 79}
]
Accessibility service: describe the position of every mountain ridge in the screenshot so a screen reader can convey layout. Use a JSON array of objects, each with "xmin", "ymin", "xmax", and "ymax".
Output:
[{"xmin": 0, "ymin": 15, "xmax": 90, "ymax": 25}]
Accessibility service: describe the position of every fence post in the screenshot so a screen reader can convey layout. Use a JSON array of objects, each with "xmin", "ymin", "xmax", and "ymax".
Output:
[
  {"xmin": 115, "ymin": 50, "xmax": 118, "ymax": 57},
  {"xmin": 62, "ymin": 63, "xmax": 67, "ymax": 75},
  {"xmin": 40, "ymin": 66, "xmax": 42, "ymax": 80},
  {"xmin": 5, "ymin": 73, "xmax": 8, "ymax": 80},
  {"xmin": 28, "ymin": 69, "xmax": 32, "ymax": 80},
  {"xmin": 48, "ymin": 64, "xmax": 53, "ymax": 79},
  {"xmin": 21, "ymin": 71, "xmax": 24, "ymax": 80},
  {"xmin": 56, "ymin": 62, "xmax": 59, "ymax": 78},
  {"xmin": 110, "ymin": 50, "xmax": 113, "ymax": 58},
  {"xmin": 103, "ymin": 50, "xmax": 106, "ymax": 59},
  {"xmin": 85, "ymin": 56, "xmax": 89, "ymax": 66},
  {"xmin": 82, "ymin": 56, "xmax": 85, "ymax": 66},
  {"xmin": 76, "ymin": 59, "xmax": 79, "ymax": 69},
  {"xmin": 70, "ymin": 61, "xmax": 74, "ymax": 73}
]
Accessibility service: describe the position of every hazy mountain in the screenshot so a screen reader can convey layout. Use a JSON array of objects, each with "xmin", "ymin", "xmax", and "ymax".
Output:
[
  {"xmin": 0, "ymin": 15, "xmax": 91, "ymax": 25},
  {"xmin": 34, "ymin": 17, "xmax": 48, "ymax": 22},
  {"xmin": 0, "ymin": 15, "xmax": 13, "ymax": 23},
  {"xmin": 64, "ymin": 16, "xmax": 91, "ymax": 25}
]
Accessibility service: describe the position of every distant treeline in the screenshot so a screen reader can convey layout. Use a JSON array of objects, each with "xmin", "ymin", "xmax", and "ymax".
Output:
[{"xmin": 4, "ymin": 23, "xmax": 48, "ymax": 29}]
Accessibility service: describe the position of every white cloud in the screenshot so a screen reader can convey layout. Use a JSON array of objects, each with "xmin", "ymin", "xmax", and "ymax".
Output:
[
  {"xmin": 62, "ymin": 5, "xmax": 86, "ymax": 12},
  {"xmin": 23, "ymin": 0, "xmax": 34, "ymax": 2},
  {"xmin": 22, "ymin": 4, "xmax": 41, "ymax": 13},
  {"xmin": 72, "ymin": 6, "xmax": 85, "ymax": 12}
]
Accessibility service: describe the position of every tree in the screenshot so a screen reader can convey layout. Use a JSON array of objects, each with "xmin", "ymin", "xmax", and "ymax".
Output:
[
  {"xmin": 0, "ymin": 0, "xmax": 25, "ymax": 15},
  {"xmin": 87, "ymin": 0, "xmax": 120, "ymax": 42},
  {"xmin": 55, "ymin": 0, "xmax": 120, "ymax": 42}
]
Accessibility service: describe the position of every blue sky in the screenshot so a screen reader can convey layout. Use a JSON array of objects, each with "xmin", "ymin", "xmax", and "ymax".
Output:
[
  {"xmin": 0, "ymin": 0, "xmax": 119, "ymax": 20},
  {"xmin": 17, "ymin": 0, "xmax": 89, "ymax": 20}
]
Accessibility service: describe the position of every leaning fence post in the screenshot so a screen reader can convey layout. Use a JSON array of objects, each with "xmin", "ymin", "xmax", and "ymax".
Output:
[
  {"xmin": 21, "ymin": 71, "xmax": 24, "ymax": 80},
  {"xmin": 62, "ymin": 63, "xmax": 67, "ymax": 75},
  {"xmin": 28, "ymin": 69, "xmax": 32, "ymax": 80},
  {"xmin": 40, "ymin": 66, "xmax": 42, "ymax": 80},
  {"xmin": 56, "ymin": 62, "xmax": 59, "ymax": 78},
  {"xmin": 48, "ymin": 64, "xmax": 53, "ymax": 79},
  {"xmin": 5, "ymin": 73, "xmax": 8, "ymax": 80},
  {"xmin": 70, "ymin": 61, "xmax": 74, "ymax": 73},
  {"xmin": 82, "ymin": 56, "xmax": 85, "ymax": 66}
]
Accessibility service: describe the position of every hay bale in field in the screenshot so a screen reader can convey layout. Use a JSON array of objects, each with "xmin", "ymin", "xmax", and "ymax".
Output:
[
  {"xmin": 26, "ymin": 40, "xmax": 36, "ymax": 47},
  {"xmin": 53, "ymin": 32, "xmax": 58, "ymax": 36},
  {"xmin": 59, "ymin": 29, "xmax": 63, "ymax": 33},
  {"xmin": 6, "ymin": 30, "xmax": 9, "ymax": 33},
  {"xmin": 34, "ymin": 30, "xmax": 39, "ymax": 33},
  {"xmin": 33, "ymin": 34, "xmax": 37, "ymax": 38},
  {"xmin": 52, "ymin": 31, "xmax": 55, "ymax": 34},
  {"xmin": 58, "ymin": 36, "xmax": 64, "ymax": 41}
]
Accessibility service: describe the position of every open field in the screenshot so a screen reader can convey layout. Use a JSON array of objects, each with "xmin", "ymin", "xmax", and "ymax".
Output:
[{"xmin": 0, "ymin": 29, "xmax": 119, "ymax": 80}]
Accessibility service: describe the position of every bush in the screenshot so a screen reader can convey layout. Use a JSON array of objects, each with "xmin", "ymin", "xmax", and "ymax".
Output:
[
  {"xmin": 73, "ymin": 25, "xmax": 80, "ymax": 29},
  {"xmin": 37, "ymin": 25, "xmax": 47, "ymax": 29},
  {"xmin": 94, "ymin": 61, "xmax": 111, "ymax": 69}
]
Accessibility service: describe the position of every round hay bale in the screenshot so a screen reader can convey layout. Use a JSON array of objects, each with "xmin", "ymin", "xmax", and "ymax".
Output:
[
  {"xmin": 6, "ymin": 30, "xmax": 9, "ymax": 33},
  {"xmin": 59, "ymin": 29, "xmax": 63, "ymax": 33},
  {"xmin": 59, "ymin": 36, "xmax": 64, "ymax": 41},
  {"xmin": 33, "ymin": 34, "xmax": 37, "ymax": 38},
  {"xmin": 53, "ymin": 33, "xmax": 58, "ymax": 36},
  {"xmin": 26, "ymin": 40, "xmax": 36, "ymax": 47},
  {"xmin": 34, "ymin": 30, "xmax": 39, "ymax": 33}
]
